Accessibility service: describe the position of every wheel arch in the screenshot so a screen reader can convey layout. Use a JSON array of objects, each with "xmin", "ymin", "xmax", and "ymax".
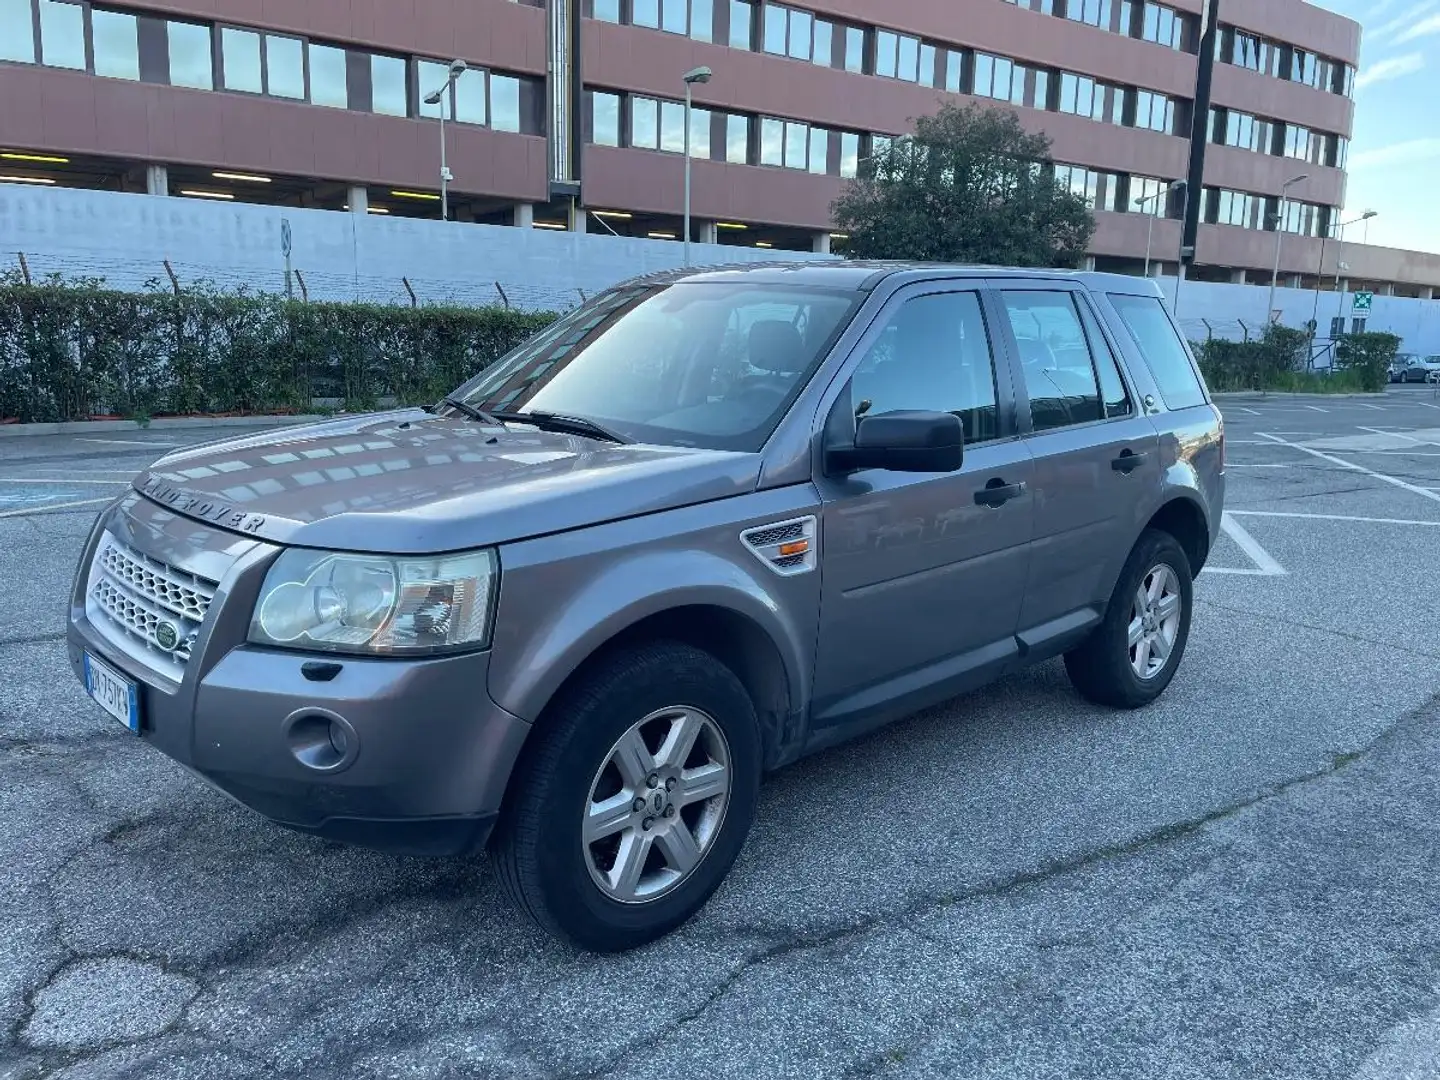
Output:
[{"xmin": 1144, "ymin": 495, "xmax": 1211, "ymax": 575}]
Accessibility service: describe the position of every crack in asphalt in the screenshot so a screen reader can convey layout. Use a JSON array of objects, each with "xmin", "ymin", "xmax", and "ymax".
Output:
[
  {"xmin": 562, "ymin": 695, "xmax": 1440, "ymax": 1080},
  {"xmin": 1195, "ymin": 597, "xmax": 1440, "ymax": 663}
]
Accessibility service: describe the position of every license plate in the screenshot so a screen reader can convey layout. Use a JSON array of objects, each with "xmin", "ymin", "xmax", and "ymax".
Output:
[{"xmin": 84, "ymin": 652, "xmax": 140, "ymax": 733}]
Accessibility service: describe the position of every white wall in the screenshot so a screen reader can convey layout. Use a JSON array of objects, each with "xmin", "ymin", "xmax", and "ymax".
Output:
[
  {"xmin": 4, "ymin": 183, "xmax": 1439, "ymax": 355},
  {"xmin": 0, "ymin": 183, "xmax": 826, "ymax": 311}
]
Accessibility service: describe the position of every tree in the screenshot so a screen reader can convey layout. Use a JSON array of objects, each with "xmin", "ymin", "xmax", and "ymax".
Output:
[{"xmin": 831, "ymin": 103, "xmax": 1097, "ymax": 268}]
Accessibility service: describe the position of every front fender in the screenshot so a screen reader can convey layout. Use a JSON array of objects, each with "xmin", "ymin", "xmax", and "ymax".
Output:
[{"xmin": 485, "ymin": 492, "xmax": 821, "ymax": 735}]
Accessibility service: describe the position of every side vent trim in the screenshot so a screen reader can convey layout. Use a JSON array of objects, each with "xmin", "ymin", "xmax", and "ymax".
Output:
[{"xmin": 740, "ymin": 516, "xmax": 818, "ymax": 577}]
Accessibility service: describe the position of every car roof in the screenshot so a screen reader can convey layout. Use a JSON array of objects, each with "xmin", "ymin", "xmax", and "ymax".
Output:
[{"xmin": 614, "ymin": 259, "xmax": 1164, "ymax": 297}]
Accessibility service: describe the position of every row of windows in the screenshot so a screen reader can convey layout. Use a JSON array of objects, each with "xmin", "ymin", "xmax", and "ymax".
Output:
[
  {"xmin": 1208, "ymin": 107, "xmax": 1348, "ymax": 170},
  {"xmin": 590, "ymin": 0, "xmax": 1190, "ymax": 126},
  {"xmin": 586, "ymin": 90, "xmax": 867, "ymax": 178},
  {"xmin": 1216, "ymin": 25, "xmax": 1354, "ymax": 98},
  {"xmin": 0, "ymin": 0, "xmax": 544, "ymax": 133},
  {"xmin": 1204, "ymin": 187, "xmax": 1333, "ymax": 237},
  {"xmin": 1002, "ymin": 0, "xmax": 1191, "ymax": 52}
]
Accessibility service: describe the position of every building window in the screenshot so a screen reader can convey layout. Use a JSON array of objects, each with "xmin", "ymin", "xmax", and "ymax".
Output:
[
  {"xmin": 417, "ymin": 59, "xmax": 487, "ymax": 124},
  {"xmin": 490, "ymin": 73, "xmax": 521, "ymax": 132},
  {"xmin": 764, "ymin": 3, "xmax": 833, "ymax": 65},
  {"xmin": 628, "ymin": 95, "xmax": 709, "ymax": 156},
  {"xmin": 1066, "ymin": 0, "xmax": 1112, "ymax": 29},
  {"xmin": 266, "ymin": 34, "xmax": 305, "ymax": 100},
  {"xmin": 840, "ymin": 131, "xmax": 859, "ymax": 177},
  {"xmin": 758, "ymin": 115, "xmax": 828, "ymax": 171},
  {"xmin": 729, "ymin": 0, "xmax": 752, "ymax": 48},
  {"xmin": 591, "ymin": 90, "xmax": 621, "ymax": 145},
  {"xmin": 594, "ymin": 0, "xmax": 620, "ymax": 22},
  {"xmin": 0, "ymin": 0, "xmax": 37, "ymax": 64},
  {"xmin": 39, "ymin": 0, "xmax": 86, "ymax": 69},
  {"xmin": 166, "ymin": 21, "xmax": 213, "ymax": 90},
  {"xmin": 1140, "ymin": 2, "xmax": 1182, "ymax": 49},
  {"xmin": 973, "ymin": 52, "xmax": 1024, "ymax": 105},
  {"xmin": 1058, "ymin": 72, "xmax": 1103, "ymax": 120},
  {"xmin": 371, "ymin": 53, "xmax": 408, "ymax": 116},
  {"xmin": 91, "ymin": 9, "xmax": 140, "ymax": 80},
  {"xmin": 1134, "ymin": 89, "xmax": 1173, "ymax": 134},
  {"xmin": 1131, "ymin": 175, "xmax": 1172, "ymax": 216},
  {"xmin": 843, "ymin": 25, "xmax": 863, "ymax": 72},
  {"xmin": 631, "ymin": 0, "xmax": 712, "ymax": 39},
  {"xmin": 221, "ymin": 28, "xmax": 263, "ymax": 93},
  {"xmin": 726, "ymin": 113, "xmax": 748, "ymax": 162},
  {"xmin": 309, "ymin": 44, "xmax": 349, "ymax": 109}
]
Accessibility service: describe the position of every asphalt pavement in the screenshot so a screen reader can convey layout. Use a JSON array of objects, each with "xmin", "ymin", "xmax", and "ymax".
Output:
[{"xmin": 3, "ymin": 389, "xmax": 1440, "ymax": 1079}]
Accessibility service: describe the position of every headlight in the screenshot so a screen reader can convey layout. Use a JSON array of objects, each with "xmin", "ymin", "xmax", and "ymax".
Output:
[{"xmin": 249, "ymin": 548, "xmax": 497, "ymax": 655}]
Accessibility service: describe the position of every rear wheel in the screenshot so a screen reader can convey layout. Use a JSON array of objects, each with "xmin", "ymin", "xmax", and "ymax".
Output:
[
  {"xmin": 491, "ymin": 642, "xmax": 761, "ymax": 952},
  {"xmin": 1065, "ymin": 529, "xmax": 1193, "ymax": 709}
]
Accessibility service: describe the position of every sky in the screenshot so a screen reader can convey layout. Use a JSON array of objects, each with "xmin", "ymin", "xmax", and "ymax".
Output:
[{"xmin": 1314, "ymin": 0, "xmax": 1440, "ymax": 254}]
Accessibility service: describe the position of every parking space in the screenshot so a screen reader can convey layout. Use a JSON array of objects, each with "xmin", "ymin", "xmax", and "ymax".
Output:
[{"xmin": 4, "ymin": 394, "xmax": 1440, "ymax": 1080}]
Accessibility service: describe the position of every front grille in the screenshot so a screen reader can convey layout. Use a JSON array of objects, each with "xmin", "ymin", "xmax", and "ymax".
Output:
[{"xmin": 86, "ymin": 533, "xmax": 217, "ymax": 671}]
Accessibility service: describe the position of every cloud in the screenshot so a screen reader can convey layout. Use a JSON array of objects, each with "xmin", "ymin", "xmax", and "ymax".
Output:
[
  {"xmin": 1347, "ymin": 137, "xmax": 1440, "ymax": 171},
  {"xmin": 1393, "ymin": 11, "xmax": 1440, "ymax": 41},
  {"xmin": 1355, "ymin": 51, "xmax": 1427, "ymax": 88},
  {"xmin": 1369, "ymin": 0, "xmax": 1440, "ymax": 41}
]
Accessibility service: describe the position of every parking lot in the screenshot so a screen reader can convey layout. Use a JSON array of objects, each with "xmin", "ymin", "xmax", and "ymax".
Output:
[{"xmin": 4, "ymin": 387, "xmax": 1440, "ymax": 1080}]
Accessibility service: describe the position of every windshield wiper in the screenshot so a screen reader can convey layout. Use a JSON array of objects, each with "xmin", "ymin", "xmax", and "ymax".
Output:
[
  {"xmin": 428, "ymin": 396, "xmax": 506, "ymax": 427},
  {"xmin": 489, "ymin": 410, "xmax": 630, "ymax": 445}
]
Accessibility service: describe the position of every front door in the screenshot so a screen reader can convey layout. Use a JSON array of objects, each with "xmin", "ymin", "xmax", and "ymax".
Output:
[
  {"xmin": 990, "ymin": 287, "xmax": 1161, "ymax": 639},
  {"xmin": 811, "ymin": 286, "xmax": 1034, "ymax": 727}
]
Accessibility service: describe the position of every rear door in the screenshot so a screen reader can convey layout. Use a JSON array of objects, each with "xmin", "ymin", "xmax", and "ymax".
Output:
[{"xmin": 988, "ymin": 284, "xmax": 1161, "ymax": 648}]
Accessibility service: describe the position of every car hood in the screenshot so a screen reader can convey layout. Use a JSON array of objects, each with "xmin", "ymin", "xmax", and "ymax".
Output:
[{"xmin": 132, "ymin": 409, "xmax": 761, "ymax": 552}]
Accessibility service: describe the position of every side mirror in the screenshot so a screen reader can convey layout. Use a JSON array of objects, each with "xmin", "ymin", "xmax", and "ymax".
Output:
[{"xmin": 827, "ymin": 410, "xmax": 965, "ymax": 474}]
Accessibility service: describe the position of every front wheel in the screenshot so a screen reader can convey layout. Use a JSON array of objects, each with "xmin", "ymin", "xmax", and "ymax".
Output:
[
  {"xmin": 491, "ymin": 642, "xmax": 761, "ymax": 952},
  {"xmin": 1065, "ymin": 529, "xmax": 1194, "ymax": 709}
]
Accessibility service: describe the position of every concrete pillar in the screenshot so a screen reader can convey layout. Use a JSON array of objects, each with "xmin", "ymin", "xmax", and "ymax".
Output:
[
  {"xmin": 697, "ymin": 221, "xmax": 718, "ymax": 246},
  {"xmin": 1287, "ymin": 273, "xmax": 1303, "ymax": 289},
  {"xmin": 1231, "ymin": 269, "xmax": 1247, "ymax": 284},
  {"xmin": 347, "ymin": 185, "xmax": 368, "ymax": 215},
  {"xmin": 1149, "ymin": 261, "xmax": 1164, "ymax": 278},
  {"xmin": 1423, "ymin": 286, "xmax": 1436, "ymax": 301},
  {"xmin": 512, "ymin": 203, "xmax": 534, "ymax": 229},
  {"xmin": 811, "ymin": 232, "xmax": 832, "ymax": 255},
  {"xmin": 1338, "ymin": 277, "xmax": 1350, "ymax": 294},
  {"xmin": 145, "ymin": 164, "xmax": 168, "ymax": 197},
  {"xmin": 1384, "ymin": 283, "xmax": 1396, "ymax": 297},
  {"xmin": 1083, "ymin": 256, "xmax": 1097, "ymax": 272},
  {"xmin": 570, "ymin": 204, "xmax": 588, "ymax": 233}
]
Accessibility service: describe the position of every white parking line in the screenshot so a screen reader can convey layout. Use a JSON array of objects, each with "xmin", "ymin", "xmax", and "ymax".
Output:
[
  {"xmin": 74, "ymin": 437, "xmax": 178, "ymax": 448},
  {"xmin": 0, "ymin": 477, "xmax": 132, "ymax": 485},
  {"xmin": 1256, "ymin": 432, "xmax": 1440, "ymax": 505},
  {"xmin": 1228, "ymin": 510, "xmax": 1440, "ymax": 527},
  {"xmin": 1216, "ymin": 512, "xmax": 1287, "ymax": 576},
  {"xmin": 1226, "ymin": 463, "xmax": 1293, "ymax": 469},
  {"xmin": 1303, "ymin": 405, "xmax": 1330, "ymax": 413},
  {"xmin": 1357, "ymin": 403, "xmax": 1385, "ymax": 411},
  {"xmin": 1357, "ymin": 426, "xmax": 1428, "ymax": 446},
  {"xmin": 1238, "ymin": 407, "xmax": 1262, "ymax": 416},
  {"xmin": 0, "ymin": 496, "xmax": 113, "ymax": 518}
]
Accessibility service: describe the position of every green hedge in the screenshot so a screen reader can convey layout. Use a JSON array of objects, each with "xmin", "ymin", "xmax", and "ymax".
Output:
[
  {"xmin": 1194, "ymin": 326, "xmax": 1398, "ymax": 394},
  {"xmin": 0, "ymin": 275, "xmax": 557, "ymax": 424}
]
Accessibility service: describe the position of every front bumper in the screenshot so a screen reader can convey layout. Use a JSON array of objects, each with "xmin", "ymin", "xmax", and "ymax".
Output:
[{"xmin": 68, "ymin": 496, "xmax": 531, "ymax": 856}]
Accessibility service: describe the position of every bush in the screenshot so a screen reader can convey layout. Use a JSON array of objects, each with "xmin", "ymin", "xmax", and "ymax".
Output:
[
  {"xmin": 1194, "ymin": 324, "xmax": 1309, "ymax": 391},
  {"xmin": 0, "ymin": 275, "xmax": 557, "ymax": 423},
  {"xmin": 1333, "ymin": 331, "xmax": 1401, "ymax": 392}
]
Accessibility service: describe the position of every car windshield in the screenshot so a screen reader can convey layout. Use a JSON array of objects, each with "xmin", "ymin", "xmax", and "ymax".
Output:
[{"xmin": 449, "ymin": 280, "xmax": 860, "ymax": 452}]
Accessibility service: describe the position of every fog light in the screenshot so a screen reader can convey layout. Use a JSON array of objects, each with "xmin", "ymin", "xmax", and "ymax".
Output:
[{"xmin": 283, "ymin": 709, "xmax": 357, "ymax": 772}]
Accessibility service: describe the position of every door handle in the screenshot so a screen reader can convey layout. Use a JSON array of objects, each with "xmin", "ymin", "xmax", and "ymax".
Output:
[
  {"xmin": 974, "ymin": 479, "xmax": 1026, "ymax": 507},
  {"xmin": 1112, "ymin": 450, "xmax": 1149, "ymax": 474}
]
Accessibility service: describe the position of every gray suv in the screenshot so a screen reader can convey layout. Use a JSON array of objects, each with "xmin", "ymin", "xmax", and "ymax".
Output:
[{"xmin": 68, "ymin": 263, "xmax": 1224, "ymax": 951}]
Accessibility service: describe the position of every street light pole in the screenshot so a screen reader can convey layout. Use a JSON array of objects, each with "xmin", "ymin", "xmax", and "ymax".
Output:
[
  {"xmin": 1140, "ymin": 193, "xmax": 1157, "ymax": 279},
  {"xmin": 1334, "ymin": 209, "xmax": 1378, "ymax": 334},
  {"xmin": 681, "ymin": 66, "xmax": 712, "ymax": 267},
  {"xmin": 1268, "ymin": 173, "xmax": 1309, "ymax": 325},
  {"xmin": 1173, "ymin": 180, "xmax": 1190, "ymax": 317},
  {"xmin": 423, "ymin": 59, "xmax": 467, "ymax": 222}
]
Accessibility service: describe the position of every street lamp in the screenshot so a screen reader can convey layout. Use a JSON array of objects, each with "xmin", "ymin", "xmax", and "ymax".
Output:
[
  {"xmin": 1334, "ymin": 209, "xmax": 1378, "ymax": 335},
  {"xmin": 1267, "ymin": 173, "xmax": 1309, "ymax": 324},
  {"xmin": 423, "ymin": 59, "xmax": 468, "ymax": 222},
  {"xmin": 1136, "ymin": 179, "xmax": 1184, "ymax": 279},
  {"xmin": 681, "ymin": 65, "xmax": 712, "ymax": 267}
]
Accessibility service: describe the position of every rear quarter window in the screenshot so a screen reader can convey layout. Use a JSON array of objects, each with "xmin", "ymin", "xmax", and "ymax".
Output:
[{"xmin": 1107, "ymin": 294, "xmax": 1208, "ymax": 410}]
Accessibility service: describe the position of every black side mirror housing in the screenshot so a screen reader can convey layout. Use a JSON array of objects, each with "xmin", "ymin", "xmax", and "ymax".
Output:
[{"xmin": 827, "ymin": 410, "xmax": 965, "ymax": 474}]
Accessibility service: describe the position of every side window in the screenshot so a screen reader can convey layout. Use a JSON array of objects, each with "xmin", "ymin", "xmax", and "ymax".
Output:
[
  {"xmin": 1107, "ymin": 294, "xmax": 1207, "ymax": 410},
  {"xmin": 849, "ymin": 291, "xmax": 999, "ymax": 444},
  {"xmin": 999, "ymin": 291, "xmax": 1102, "ymax": 432},
  {"xmin": 1077, "ymin": 297, "xmax": 1133, "ymax": 419}
]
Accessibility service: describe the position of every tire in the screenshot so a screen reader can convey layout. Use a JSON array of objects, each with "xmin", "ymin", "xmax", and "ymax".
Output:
[
  {"xmin": 1064, "ymin": 529, "xmax": 1194, "ymax": 709},
  {"xmin": 491, "ymin": 641, "xmax": 761, "ymax": 952}
]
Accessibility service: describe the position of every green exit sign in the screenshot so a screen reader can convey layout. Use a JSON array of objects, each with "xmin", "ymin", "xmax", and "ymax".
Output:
[{"xmin": 1352, "ymin": 291, "xmax": 1374, "ymax": 313}]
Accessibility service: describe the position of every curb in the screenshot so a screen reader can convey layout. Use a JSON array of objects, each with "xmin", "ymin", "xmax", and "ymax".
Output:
[
  {"xmin": 0, "ymin": 414, "xmax": 324, "ymax": 438},
  {"xmin": 1211, "ymin": 391, "xmax": 1388, "ymax": 400}
]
